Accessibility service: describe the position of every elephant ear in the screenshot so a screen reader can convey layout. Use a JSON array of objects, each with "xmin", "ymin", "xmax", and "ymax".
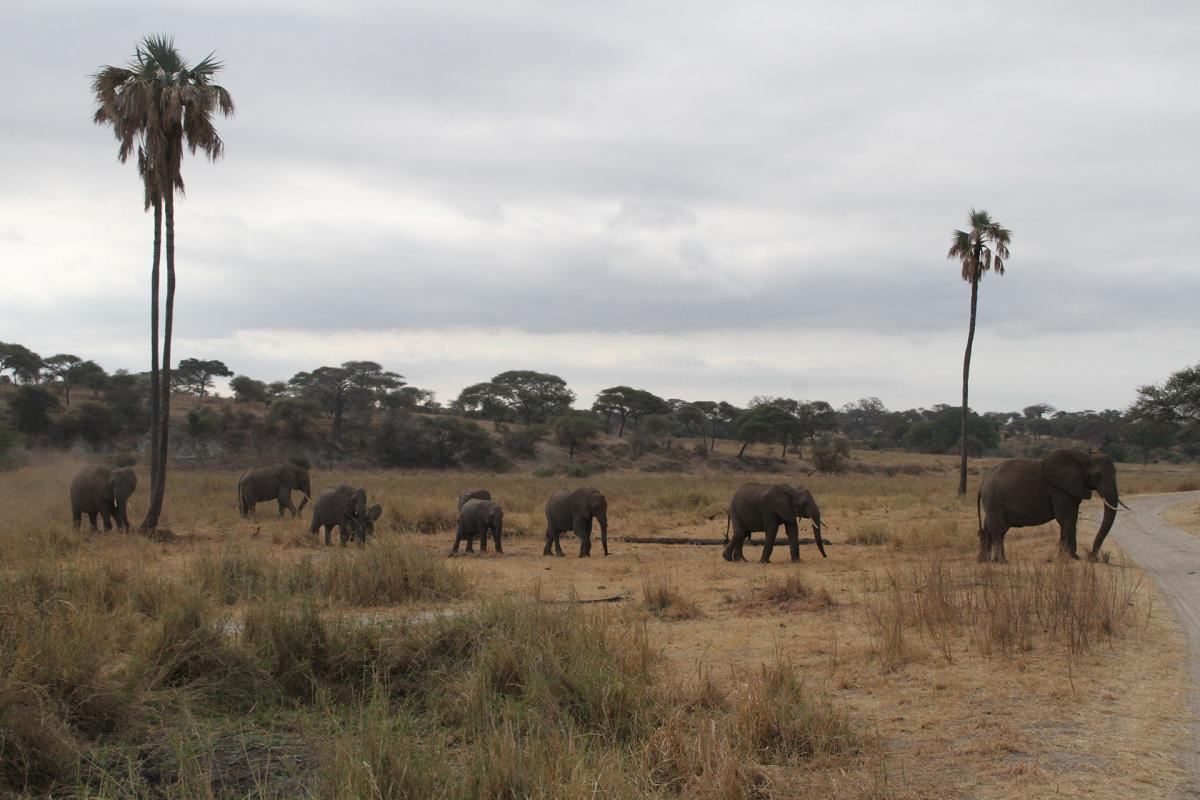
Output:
[
  {"xmin": 369, "ymin": 504, "xmax": 383, "ymax": 521},
  {"xmin": 1042, "ymin": 450, "xmax": 1090, "ymax": 500}
]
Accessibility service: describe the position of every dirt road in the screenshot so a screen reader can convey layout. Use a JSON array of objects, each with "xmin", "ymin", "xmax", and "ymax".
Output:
[{"xmin": 1105, "ymin": 491, "xmax": 1200, "ymax": 795}]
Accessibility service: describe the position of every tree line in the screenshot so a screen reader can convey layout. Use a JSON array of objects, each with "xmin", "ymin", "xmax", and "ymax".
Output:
[{"xmin": 4, "ymin": 340, "xmax": 1197, "ymax": 470}]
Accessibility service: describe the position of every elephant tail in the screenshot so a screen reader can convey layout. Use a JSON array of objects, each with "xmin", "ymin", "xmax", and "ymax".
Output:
[
  {"xmin": 724, "ymin": 514, "xmax": 731, "ymax": 543},
  {"xmin": 976, "ymin": 489, "xmax": 983, "ymax": 537}
]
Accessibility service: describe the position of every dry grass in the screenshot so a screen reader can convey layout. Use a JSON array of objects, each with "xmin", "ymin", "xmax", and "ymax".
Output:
[{"xmin": 0, "ymin": 451, "xmax": 1197, "ymax": 798}]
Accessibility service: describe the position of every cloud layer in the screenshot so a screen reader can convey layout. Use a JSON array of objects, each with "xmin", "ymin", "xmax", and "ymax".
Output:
[{"xmin": 2, "ymin": 1, "xmax": 1197, "ymax": 411}]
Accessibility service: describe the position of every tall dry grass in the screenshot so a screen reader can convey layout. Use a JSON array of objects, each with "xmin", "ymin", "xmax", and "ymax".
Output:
[{"xmin": 862, "ymin": 559, "xmax": 1145, "ymax": 672}]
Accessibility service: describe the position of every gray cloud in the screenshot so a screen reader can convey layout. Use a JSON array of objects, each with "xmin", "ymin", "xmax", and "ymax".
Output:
[{"xmin": 1, "ymin": 0, "xmax": 1198, "ymax": 413}]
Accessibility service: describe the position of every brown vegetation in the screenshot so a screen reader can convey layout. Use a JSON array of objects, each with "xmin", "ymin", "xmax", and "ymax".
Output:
[{"xmin": 0, "ymin": 452, "xmax": 1196, "ymax": 797}]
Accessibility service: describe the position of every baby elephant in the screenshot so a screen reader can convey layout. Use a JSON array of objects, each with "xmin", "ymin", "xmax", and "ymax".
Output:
[
  {"xmin": 70, "ymin": 465, "xmax": 137, "ymax": 532},
  {"xmin": 453, "ymin": 498, "xmax": 504, "ymax": 555},
  {"xmin": 309, "ymin": 485, "xmax": 382, "ymax": 546},
  {"xmin": 457, "ymin": 488, "xmax": 492, "ymax": 511}
]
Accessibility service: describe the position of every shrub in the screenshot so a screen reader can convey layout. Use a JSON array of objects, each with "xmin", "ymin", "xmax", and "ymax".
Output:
[
  {"xmin": 631, "ymin": 414, "xmax": 681, "ymax": 454},
  {"xmin": 375, "ymin": 412, "xmax": 505, "ymax": 470},
  {"xmin": 501, "ymin": 424, "xmax": 547, "ymax": 457},
  {"xmin": 564, "ymin": 462, "xmax": 595, "ymax": 478},
  {"xmin": 0, "ymin": 424, "xmax": 19, "ymax": 469},
  {"xmin": 533, "ymin": 467, "xmax": 556, "ymax": 478},
  {"xmin": 7, "ymin": 386, "xmax": 59, "ymax": 436},
  {"xmin": 641, "ymin": 578, "xmax": 702, "ymax": 620},
  {"xmin": 185, "ymin": 407, "xmax": 223, "ymax": 439},
  {"xmin": 811, "ymin": 433, "xmax": 851, "ymax": 474},
  {"xmin": 552, "ymin": 411, "xmax": 601, "ymax": 459}
]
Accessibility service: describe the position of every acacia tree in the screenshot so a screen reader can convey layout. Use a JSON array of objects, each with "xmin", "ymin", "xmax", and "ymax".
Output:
[
  {"xmin": 734, "ymin": 405, "xmax": 803, "ymax": 458},
  {"xmin": 42, "ymin": 354, "xmax": 84, "ymax": 406},
  {"xmin": 93, "ymin": 35, "xmax": 235, "ymax": 530},
  {"xmin": 490, "ymin": 371, "xmax": 575, "ymax": 425},
  {"xmin": 947, "ymin": 209, "xmax": 1011, "ymax": 496},
  {"xmin": 175, "ymin": 358, "xmax": 233, "ymax": 400},
  {"xmin": 291, "ymin": 361, "xmax": 402, "ymax": 445},
  {"xmin": 0, "ymin": 343, "xmax": 43, "ymax": 384},
  {"xmin": 592, "ymin": 386, "xmax": 670, "ymax": 436}
]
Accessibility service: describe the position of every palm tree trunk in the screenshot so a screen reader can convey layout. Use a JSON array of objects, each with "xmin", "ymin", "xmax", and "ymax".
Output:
[
  {"xmin": 141, "ymin": 198, "xmax": 163, "ymax": 531},
  {"xmin": 147, "ymin": 191, "xmax": 175, "ymax": 528},
  {"xmin": 958, "ymin": 276, "xmax": 979, "ymax": 496}
]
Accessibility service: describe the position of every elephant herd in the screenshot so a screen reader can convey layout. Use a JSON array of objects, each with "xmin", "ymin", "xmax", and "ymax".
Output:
[{"xmin": 67, "ymin": 448, "xmax": 1125, "ymax": 564}]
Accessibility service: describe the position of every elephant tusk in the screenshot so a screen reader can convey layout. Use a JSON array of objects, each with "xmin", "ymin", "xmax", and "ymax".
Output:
[
  {"xmin": 1100, "ymin": 498, "xmax": 1120, "ymax": 512},
  {"xmin": 1119, "ymin": 499, "xmax": 1133, "ymax": 511}
]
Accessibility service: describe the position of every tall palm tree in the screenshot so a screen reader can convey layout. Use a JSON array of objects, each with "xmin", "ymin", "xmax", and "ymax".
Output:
[
  {"xmin": 947, "ymin": 209, "xmax": 1011, "ymax": 496},
  {"xmin": 92, "ymin": 35, "xmax": 234, "ymax": 530}
]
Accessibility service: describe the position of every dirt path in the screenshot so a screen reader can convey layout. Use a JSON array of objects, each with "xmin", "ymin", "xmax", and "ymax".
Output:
[{"xmin": 1106, "ymin": 491, "xmax": 1200, "ymax": 796}]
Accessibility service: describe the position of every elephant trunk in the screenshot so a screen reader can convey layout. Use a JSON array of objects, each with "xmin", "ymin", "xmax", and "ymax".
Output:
[
  {"xmin": 298, "ymin": 494, "xmax": 310, "ymax": 513},
  {"xmin": 1089, "ymin": 496, "xmax": 1118, "ymax": 558},
  {"xmin": 813, "ymin": 518, "xmax": 828, "ymax": 558},
  {"xmin": 494, "ymin": 516, "xmax": 504, "ymax": 549},
  {"xmin": 598, "ymin": 510, "xmax": 608, "ymax": 556}
]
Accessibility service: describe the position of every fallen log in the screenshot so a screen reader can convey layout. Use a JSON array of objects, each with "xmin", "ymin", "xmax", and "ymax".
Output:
[{"xmin": 619, "ymin": 536, "xmax": 827, "ymax": 547}]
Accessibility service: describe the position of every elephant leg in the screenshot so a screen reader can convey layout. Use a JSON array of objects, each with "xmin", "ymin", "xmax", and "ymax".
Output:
[
  {"xmin": 452, "ymin": 521, "xmax": 465, "ymax": 554},
  {"xmin": 760, "ymin": 521, "xmax": 781, "ymax": 563},
  {"xmin": 543, "ymin": 521, "xmax": 554, "ymax": 556},
  {"xmin": 493, "ymin": 527, "xmax": 503, "ymax": 554},
  {"xmin": 1052, "ymin": 495, "xmax": 1081, "ymax": 559},
  {"xmin": 99, "ymin": 506, "xmax": 113, "ymax": 531},
  {"xmin": 995, "ymin": 529, "xmax": 1009, "ymax": 563},
  {"xmin": 86, "ymin": 511, "xmax": 98, "ymax": 531},
  {"xmin": 465, "ymin": 527, "xmax": 475, "ymax": 553},
  {"xmin": 977, "ymin": 520, "xmax": 992, "ymax": 563},
  {"xmin": 724, "ymin": 520, "xmax": 744, "ymax": 563},
  {"xmin": 576, "ymin": 518, "xmax": 591, "ymax": 558},
  {"xmin": 477, "ymin": 524, "xmax": 488, "ymax": 553},
  {"xmin": 72, "ymin": 508, "xmax": 82, "ymax": 530},
  {"xmin": 785, "ymin": 520, "xmax": 800, "ymax": 562},
  {"xmin": 325, "ymin": 525, "xmax": 333, "ymax": 547}
]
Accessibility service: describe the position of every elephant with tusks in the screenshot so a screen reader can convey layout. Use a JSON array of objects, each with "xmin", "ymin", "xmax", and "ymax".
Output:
[
  {"xmin": 977, "ymin": 449, "xmax": 1125, "ymax": 563},
  {"xmin": 70, "ymin": 466, "xmax": 138, "ymax": 532}
]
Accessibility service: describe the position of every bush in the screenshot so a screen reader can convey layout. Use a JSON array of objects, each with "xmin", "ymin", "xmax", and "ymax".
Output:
[
  {"xmin": 631, "ymin": 414, "xmax": 680, "ymax": 454},
  {"xmin": 267, "ymin": 398, "xmax": 319, "ymax": 441},
  {"xmin": 564, "ymin": 462, "xmax": 595, "ymax": 478},
  {"xmin": 375, "ymin": 412, "xmax": 504, "ymax": 470},
  {"xmin": 185, "ymin": 408, "xmax": 223, "ymax": 439},
  {"xmin": 7, "ymin": 386, "xmax": 59, "ymax": 436},
  {"xmin": 810, "ymin": 433, "xmax": 850, "ymax": 474},
  {"xmin": 0, "ymin": 424, "xmax": 19, "ymax": 469},
  {"xmin": 552, "ymin": 411, "xmax": 601, "ymax": 459},
  {"xmin": 533, "ymin": 467, "xmax": 556, "ymax": 478},
  {"xmin": 501, "ymin": 424, "xmax": 547, "ymax": 457}
]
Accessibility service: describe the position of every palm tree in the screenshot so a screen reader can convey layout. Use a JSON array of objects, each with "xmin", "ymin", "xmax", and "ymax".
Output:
[
  {"xmin": 947, "ymin": 209, "xmax": 1011, "ymax": 496},
  {"xmin": 92, "ymin": 35, "xmax": 234, "ymax": 530}
]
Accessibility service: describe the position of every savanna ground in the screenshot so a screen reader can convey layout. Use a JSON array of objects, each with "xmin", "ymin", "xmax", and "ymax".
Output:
[{"xmin": 3, "ymin": 450, "xmax": 1199, "ymax": 798}]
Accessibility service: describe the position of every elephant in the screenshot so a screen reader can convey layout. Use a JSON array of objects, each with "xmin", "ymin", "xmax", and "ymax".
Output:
[
  {"xmin": 977, "ymin": 449, "xmax": 1125, "ymax": 563},
  {"xmin": 457, "ymin": 488, "xmax": 492, "ymax": 511},
  {"xmin": 309, "ymin": 485, "xmax": 380, "ymax": 546},
  {"xmin": 237, "ymin": 463, "xmax": 311, "ymax": 517},
  {"xmin": 722, "ymin": 483, "xmax": 827, "ymax": 564},
  {"xmin": 70, "ymin": 466, "xmax": 137, "ymax": 532},
  {"xmin": 453, "ymin": 498, "xmax": 504, "ymax": 554},
  {"xmin": 543, "ymin": 488, "xmax": 608, "ymax": 557}
]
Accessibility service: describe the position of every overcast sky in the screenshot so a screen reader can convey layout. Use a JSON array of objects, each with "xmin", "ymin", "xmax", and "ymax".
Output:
[{"xmin": 2, "ymin": 1, "xmax": 1196, "ymax": 413}]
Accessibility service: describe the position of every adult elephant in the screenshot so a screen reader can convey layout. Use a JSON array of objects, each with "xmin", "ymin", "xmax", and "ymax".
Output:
[
  {"xmin": 723, "ymin": 483, "xmax": 827, "ymax": 564},
  {"xmin": 543, "ymin": 488, "xmax": 608, "ymax": 557},
  {"xmin": 70, "ymin": 465, "xmax": 138, "ymax": 531},
  {"xmin": 237, "ymin": 463, "xmax": 311, "ymax": 517},
  {"xmin": 309, "ymin": 485, "xmax": 381, "ymax": 546},
  {"xmin": 977, "ymin": 449, "xmax": 1125, "ymax": 563},
  {"xmin": 453, "ymin": 498, "xmax": 504, "ymax": 554},
  {"xmin": 457, "ymin": 488, "xmax": 492, "ymax": 511}
]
